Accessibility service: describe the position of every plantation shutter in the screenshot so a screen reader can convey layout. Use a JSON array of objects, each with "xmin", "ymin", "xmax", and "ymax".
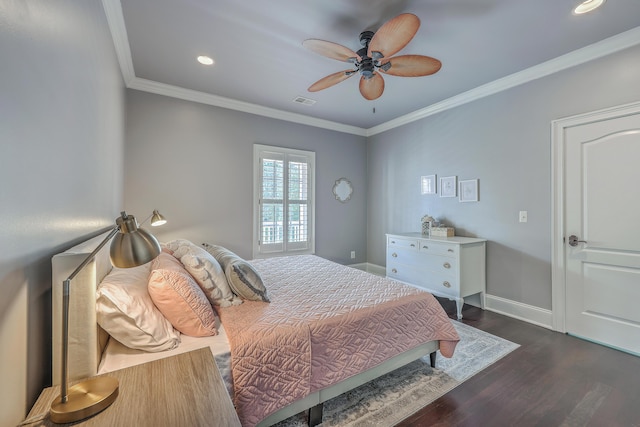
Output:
[
  {"xmin": 285, "ymin": 153, "xmax": 310, "ymax": 251},
  {"xmin": 254, "ymin": 145, "xmax": 314, "ymax": 257}
]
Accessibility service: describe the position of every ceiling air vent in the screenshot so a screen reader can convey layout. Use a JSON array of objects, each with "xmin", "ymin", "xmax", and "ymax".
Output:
[{"xmin": 292, "ymin": 96, "xmax": 316, "ymax": 106}]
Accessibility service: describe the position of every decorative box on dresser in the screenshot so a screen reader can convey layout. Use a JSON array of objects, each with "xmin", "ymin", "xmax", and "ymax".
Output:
[{"xmin": 386, "ymin": 233, "xmax": 487, "ymax": 320}]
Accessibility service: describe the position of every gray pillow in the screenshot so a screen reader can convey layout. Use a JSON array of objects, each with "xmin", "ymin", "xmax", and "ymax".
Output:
[{"xmin": 201, "ymin": 243, "xmax": 270, "ymax": 303}]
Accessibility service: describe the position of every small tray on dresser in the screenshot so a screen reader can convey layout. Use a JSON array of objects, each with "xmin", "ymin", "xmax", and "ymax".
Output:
[{"xmin": 430, "ymin": 227, "xmax": 455, "ymax": 237}]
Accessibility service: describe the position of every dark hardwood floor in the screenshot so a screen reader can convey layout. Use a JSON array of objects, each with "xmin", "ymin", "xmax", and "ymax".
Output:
[{"xmin": 397, "ymin": 299, "xmax": 640, "ymax": 427}]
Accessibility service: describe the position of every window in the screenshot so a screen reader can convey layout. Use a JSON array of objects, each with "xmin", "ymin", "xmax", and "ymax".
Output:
[{"xmin": 253, "ymin": 144, "xmax": 315, "ymax": 257}]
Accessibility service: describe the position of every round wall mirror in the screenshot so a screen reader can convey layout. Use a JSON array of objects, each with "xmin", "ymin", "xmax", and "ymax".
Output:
[{"xmin": 333, "ymin": 178, "xmax": 353, "ymax": 203}]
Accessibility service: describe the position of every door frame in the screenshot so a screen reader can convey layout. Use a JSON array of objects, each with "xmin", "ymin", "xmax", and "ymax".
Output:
[{"xmin": 551, "ymin": 100, "xmax": 640, "ymax": 333}]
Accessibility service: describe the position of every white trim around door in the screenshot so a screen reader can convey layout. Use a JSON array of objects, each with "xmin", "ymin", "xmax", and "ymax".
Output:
[{"xmin": 551, "ymin": 100, "xmax": 640, "ymax": 333}]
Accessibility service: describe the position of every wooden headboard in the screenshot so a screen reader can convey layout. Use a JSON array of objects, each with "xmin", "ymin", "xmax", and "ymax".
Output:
[{"xmin": 51, "ymin": 231, "xmax": 113, "ymax": 385}]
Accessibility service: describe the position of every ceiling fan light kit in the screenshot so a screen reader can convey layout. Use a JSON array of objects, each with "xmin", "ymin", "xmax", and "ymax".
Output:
[{"xmin": 303, "ymin": 13, "xmax": 441, "ymax": 101}]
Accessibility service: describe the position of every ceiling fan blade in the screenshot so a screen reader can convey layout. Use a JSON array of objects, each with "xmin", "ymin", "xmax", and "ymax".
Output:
[
  {"xmin": 359, "ymin": 73, "xmax": 384, "ymax": 100},
  {"xmin": 379, "ymin": 55, "xmax": 442, "ymax": 77},
  {"xmin": 368, "ymin": 13, "xmax": 420, "ymax": 59},
  {"xmin": 303, "ymin": 39, "xmax": 359, "ymax": 62},
  {"xmin": 308, "ymin": 70, "xmax": 355, "ymax": 92}
]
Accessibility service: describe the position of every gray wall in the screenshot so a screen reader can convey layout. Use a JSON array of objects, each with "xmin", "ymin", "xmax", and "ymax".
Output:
[
  {"xmin": 124, "ymin": 90, "xmax": 368, "ymax": 265},
  {"xmin": 367, "ymin": 44, "xmax": 640, "ymax": 310},
  {"xmin": 0, "ymin": 1, "xmax": 125, "ymax": 425},
  {"xmin": 1, "ymin": 2, "xmax": 638, "ymax": 424}
]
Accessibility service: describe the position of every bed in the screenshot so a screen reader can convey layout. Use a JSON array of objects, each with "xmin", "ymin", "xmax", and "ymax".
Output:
[{"xmin": 51, "ymin": 233, "xmax": 459, "ymax": 426}]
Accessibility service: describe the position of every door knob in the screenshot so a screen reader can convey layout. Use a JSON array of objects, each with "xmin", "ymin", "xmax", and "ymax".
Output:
[{"xmin": 568, "ymin": 235, "xmax": 587, "ymax": 247}]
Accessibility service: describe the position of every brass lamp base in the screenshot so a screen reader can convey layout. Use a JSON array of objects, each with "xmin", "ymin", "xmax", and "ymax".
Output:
[{"xmin": 50, "ymin": 377, "xmax": 119, "ymax": 424}]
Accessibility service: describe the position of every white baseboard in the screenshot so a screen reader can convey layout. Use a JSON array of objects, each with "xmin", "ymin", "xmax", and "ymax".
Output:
[
  {"xmin": 350, "ymin": 265, "xmax": 554, "ymax": 330},
  {"xmin": 349, "ymin": 262, "xmax": 386, "ymax": 277},
  {"xmin": 484, "ymin": 294, "xmax": 554, "ymax": 330}
]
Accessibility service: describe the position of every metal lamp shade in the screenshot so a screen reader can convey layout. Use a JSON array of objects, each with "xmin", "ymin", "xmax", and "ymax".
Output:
[
  {"xmin": 110, "ymin": 213, "xmax": 161, "ymax": 268},
  {"xmin": 150, "ymin": 209, "xmax": 167, "ymax": 227}
]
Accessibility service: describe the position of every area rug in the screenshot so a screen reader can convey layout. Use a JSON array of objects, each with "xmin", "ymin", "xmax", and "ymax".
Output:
[{"xmin": 273, "ymin": 321, "xmax": 519, "ymax": 427}]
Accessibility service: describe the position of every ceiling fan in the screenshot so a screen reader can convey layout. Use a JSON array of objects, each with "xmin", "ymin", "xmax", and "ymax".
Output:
[{"xmin": 303, "ymin": 13, "xmax": 441, "ymax": 101}]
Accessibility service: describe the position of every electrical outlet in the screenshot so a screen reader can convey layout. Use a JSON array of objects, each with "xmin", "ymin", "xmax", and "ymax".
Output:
[
  {"xmin": 350, "ymin": 251, "xmax": 356, "ymax": 259},
  {"xmin": 519, "ymin": 211, "xmax": 528, "ymax": 223}
]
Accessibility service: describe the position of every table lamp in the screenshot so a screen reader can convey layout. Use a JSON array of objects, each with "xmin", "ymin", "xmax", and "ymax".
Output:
[{"xmin": 49, "ymin": 210, "xmax": 165, "ymax": 423}]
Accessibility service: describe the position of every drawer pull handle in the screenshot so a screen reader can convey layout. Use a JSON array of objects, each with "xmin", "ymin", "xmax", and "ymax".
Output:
[
  {"xmin": 391, "ymin": 240, "xmax": 396, "ymax": 244},
  {"xmin": 443, "ymin": 281, "xmax": 451, "ymax": 288},
  {"xmin": 392, "ymin": 253, "xmax": 398, "ymax": 258},
  {"xmin": 392, "ymin": 268, "xmax": 398, "ymax": 273},
  {"xmin": 448, "ymin": 249, "xmax": 454, "ymax": 252},
  {"xmin": 443, "ymin": 262, "xmax": 451, "ymax": 269},
  {"xmin": 410, "ymin": 243, "xmax": 416, "ymax": 247},
  {"xmin": 422, "ymin": 245, "xmax": 428, "ymax": 249}
]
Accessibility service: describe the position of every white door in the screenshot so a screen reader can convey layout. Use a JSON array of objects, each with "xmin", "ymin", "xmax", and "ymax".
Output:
[{"xmin": 564, "ymin": 110, "xmax": 640, "ymax": 354}]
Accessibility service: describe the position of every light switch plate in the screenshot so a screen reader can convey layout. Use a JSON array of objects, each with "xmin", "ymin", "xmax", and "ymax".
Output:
[{"xmin": 519, "ymin": 211, "xmax": 528, "ymax": 223}]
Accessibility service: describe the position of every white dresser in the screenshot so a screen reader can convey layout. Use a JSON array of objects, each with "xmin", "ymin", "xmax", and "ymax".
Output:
[{"xmin": 386, "ymin": 233, "xmax": 487, "ymax": 320}]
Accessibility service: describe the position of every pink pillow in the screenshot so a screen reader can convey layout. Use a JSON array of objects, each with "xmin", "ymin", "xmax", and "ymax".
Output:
[{"xmin": 148, "ymin": 252, "xmax": 218, "ymax": 337}]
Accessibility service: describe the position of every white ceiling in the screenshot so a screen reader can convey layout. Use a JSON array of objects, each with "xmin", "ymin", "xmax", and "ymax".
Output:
[{"xmin": 104, "ymin": 0, "xmax": 640, "ymax": 134}]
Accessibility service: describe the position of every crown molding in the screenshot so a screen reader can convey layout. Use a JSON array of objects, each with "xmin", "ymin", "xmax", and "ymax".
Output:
[
  {"xmin": 100, "ymin": 0, "xmax": 366, "ymax": 136},
  {"xmin": 367, "ymin": 25, "xmax": 640, "ymax": 136},
  {"xmin": 128, "ymin": 78, "xmax": 368, "ymax": 136},
  {"xmin": 101, "ymin": 0, "xmax": 640, "ymax": 137},
  {"xmin": 101, "ymin": 0, "xmax": 135, "ymax": 86}
]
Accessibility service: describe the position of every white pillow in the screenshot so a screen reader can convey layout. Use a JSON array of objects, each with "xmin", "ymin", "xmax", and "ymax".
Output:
[
  {"xmin": 162, "ymin": 239, "xmax": 194, "ymax": 253},
  {"xmin": 171, "ymin": 242, "xmax": 242, "ymax": 307},
  {"xmin": 96, "ymin": 262, "xmax": 180, "ymax": 352}
]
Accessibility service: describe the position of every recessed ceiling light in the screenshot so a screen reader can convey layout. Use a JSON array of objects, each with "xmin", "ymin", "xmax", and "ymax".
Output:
[
  {"xmin": 574, "ymin": 0, "xmax": 606, "ymax": 14},
  {"xmin": 197, "ymin": 55, "xmax": 214, "ymax": 65}
]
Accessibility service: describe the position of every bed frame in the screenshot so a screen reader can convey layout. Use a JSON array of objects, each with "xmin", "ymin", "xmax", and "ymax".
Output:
[{"xmin": 52, "ymin": 233, "xmax": 438, "ymax": 426}]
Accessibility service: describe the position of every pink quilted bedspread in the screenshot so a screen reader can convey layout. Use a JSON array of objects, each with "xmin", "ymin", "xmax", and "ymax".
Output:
[{"xmin": 217, "ymin": 255, "xmax": 459, "ymax": 426}]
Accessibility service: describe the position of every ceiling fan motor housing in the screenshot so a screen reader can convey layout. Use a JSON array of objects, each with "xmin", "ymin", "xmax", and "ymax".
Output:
[
  {"xmin": 359, "ymin": 31, "xmax": 374, "ymax": 47},
  {"xmin": 357, "ymin": 31, "xmax": 377, "ymax": 79}
]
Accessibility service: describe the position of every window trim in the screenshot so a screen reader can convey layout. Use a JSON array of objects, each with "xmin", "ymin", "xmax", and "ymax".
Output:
[{"xmin": 253, "ymin": 144, "xmax": 315, "ymax": 258}]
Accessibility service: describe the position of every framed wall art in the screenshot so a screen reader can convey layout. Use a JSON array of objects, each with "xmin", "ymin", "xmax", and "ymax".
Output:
[
  {"xmin": 459, "ymin": 179, "xmax": 479, "ymax": 202},
  {"xmin": 439, "ymin": 176, "xmax": 457, "ymax": 198},
  {"xmin": 420, "ymin": 175, "xmax": 437, "ymax": 195}
]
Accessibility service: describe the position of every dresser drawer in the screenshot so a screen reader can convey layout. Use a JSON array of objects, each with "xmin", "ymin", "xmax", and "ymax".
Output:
[
  {"xmin": 387, "ymin": 236, "xmax": 419, "ymax": 251},
  {"xmin": 387, "ymin": 247, "xmax": 422, "ymax": 265},
  {"xmin": 422, "ymin": 274, "xmax": 460, "ymax": 297},
  {"xmin": 418, "ymin": 240, "xmax": 457, "ymax": 257},
  {"xmin": 387, "ymin": 261, "xmax": 459, "ymax": 298},
  {"xmin": 387, "ymin": 248, "xmax": 456, "ymax": 277},
  {"xmin": 386, "ymin": 261, "xmax": 421, "ymax": 284},
  {"xmin": 387, "ymin": 258, "xmax": 458, "ymax": 285}
]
